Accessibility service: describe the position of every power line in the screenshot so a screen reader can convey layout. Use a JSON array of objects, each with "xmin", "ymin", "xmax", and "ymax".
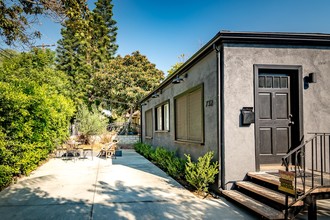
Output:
[
  {"xmin": 32, "ymin": 43, "xmax": 56, "ymax": 51},
  {"xmin": 0, "ymin": 48, "xmax": 14, "ymax": 60},
  {"xmin": 0, "ymin": 52, "xmax": 11, "ymax": 59}
]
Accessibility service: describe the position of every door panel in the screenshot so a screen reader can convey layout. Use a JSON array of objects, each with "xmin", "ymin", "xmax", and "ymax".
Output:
[
  {"xmin": 259, "ymin": 93, "xmax": 272, "ymax": 119},
  {"xmin": 260, "ymin": 128, "xmax": 272, "ymax": 154},
  {"xmin": 276, "ymin": 128, "xmax": 289, "ymax": 153},
  {"xmin": 275, "ymin": 93, "xmax": 288, "ymax": 119}
]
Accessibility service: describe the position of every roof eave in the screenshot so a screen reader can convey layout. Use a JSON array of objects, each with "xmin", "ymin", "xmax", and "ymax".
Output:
[{"xmin": 140, "ymin": 31, "xmax": 330, "ymax": 104}]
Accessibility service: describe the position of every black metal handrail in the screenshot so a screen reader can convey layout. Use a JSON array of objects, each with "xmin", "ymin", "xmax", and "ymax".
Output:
[{"xmin": 282, "ymin": 133, "xmax": 330, "ymax": 212}]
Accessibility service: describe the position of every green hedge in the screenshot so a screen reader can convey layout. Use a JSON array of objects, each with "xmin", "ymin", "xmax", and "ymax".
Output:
[
  {"xmin": 135, "ymin": 143, "xmax": 185, "ymax": 179},
  {"xmin": 134, "ymin": 142, "xmax": 219, "ymax": 194},
  {"xmin": 0, "ymin": 49, "xmax": 75, "ymax": 190}
]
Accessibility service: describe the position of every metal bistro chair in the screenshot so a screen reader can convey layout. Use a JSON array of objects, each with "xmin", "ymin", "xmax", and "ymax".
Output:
[
  {"xmin": 64, "ymin": 140, "xmax": 80, "ymax": 161},
  {"xmin": 98, "ymin": 140, "xmax": 118, "ymax": 159}
]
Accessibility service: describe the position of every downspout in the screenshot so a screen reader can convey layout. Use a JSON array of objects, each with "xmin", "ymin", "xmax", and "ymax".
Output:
[
  {"xmin": 213, "ymin": 44, "xmax": 224, "ymax": 190},
  {"xmin": 214, "ymin": 43, "xmax": 225, "ymax": 190},
  {"xmin": 220, "ymin": 45, "xmax": 225, "ymax": 190}
]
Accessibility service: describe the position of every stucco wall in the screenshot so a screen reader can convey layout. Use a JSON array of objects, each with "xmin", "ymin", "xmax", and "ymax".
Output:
[
  {"xmin": 223, "ymin": 44, "xmax": 330, "ymax": 184},
  {"xmin": 142, "ymin": 51, "xmax": 218, "ymax": 161}
]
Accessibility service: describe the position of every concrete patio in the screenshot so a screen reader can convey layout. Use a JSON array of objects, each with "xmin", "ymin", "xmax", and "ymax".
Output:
[
  {"xmin": 0, "ymin": 149, "xmax": 253, "ymax": 219},
  {"xmin": 0, "ymin": 149, "xmax": 329, "ymax": 219}
]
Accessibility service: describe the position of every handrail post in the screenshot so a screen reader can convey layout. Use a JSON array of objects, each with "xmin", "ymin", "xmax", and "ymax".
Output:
[
  {"xmin": 311, "ymin": 138, "xmax": 314, "ymax": 188},
  {"xmin": 303, "ymin": 145, "xmax": 306, "ymax": 193},
  {"xmin": 329, "ymin": 135, "xmax": 330, "ymax": 175},
  {"xmin": 295, "ymin": 152, "xmax": 298, "ymax": 200},
  {"xmin": 321, "ymin": 134, "xmax": 324, "ymax": 185}
]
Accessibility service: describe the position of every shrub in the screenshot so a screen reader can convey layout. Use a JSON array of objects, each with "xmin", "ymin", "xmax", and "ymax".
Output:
[
  {"xmin": 0, "ymin": 49, "xmax": 75, "ymax": 190},
  {"xmin": 185, "ymin": 151, "xmax": 219, "ymax": 195},
  {"xmin": 166, "ymin": 154, "xmax": 186, "ymax": 179},
  {"xmin": 134, "ymin": 143, "xmax": 219, "ymax": 192},
  {"xmin": 151, "ymin": 147, "xmax": 185, "ymax": 179},
  {"xmin": 134, "ymin": 142, "xmax": 154, "ymax": 160},
  {"xmin": 151, "ymin": 147, "xmax": 169, "ymax": 169},
  {"xmin": 0, "ymin": 165, "xmax": 13, "ymax": 190}
]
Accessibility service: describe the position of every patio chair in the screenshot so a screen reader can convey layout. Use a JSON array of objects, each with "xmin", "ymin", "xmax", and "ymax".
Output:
[
  {"xmin": 97, "ymin": 140, "xmax": 118, "ymax": 159},
  {"xmin": 62, "ymin": 140, "xmax": 80, "ymax": 160},
  {"xmin": 81, "ymin": 146, "xmax": 93, "ymax": 160}
]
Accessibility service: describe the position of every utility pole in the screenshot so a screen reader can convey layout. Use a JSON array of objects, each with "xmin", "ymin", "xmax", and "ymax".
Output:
[{"xmin": 32, "ymin": 43, "xmax": 56, "ymax": 52}]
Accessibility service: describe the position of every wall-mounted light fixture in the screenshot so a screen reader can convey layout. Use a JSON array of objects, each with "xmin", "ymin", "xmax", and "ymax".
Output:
[
  {"xmin": 172, "ymin": 75, "xmax": 184, "ymax": 84},
  {"xmin": 172, "ymin": 73, "xmax": 188, "ymax": 84},
  {"xmin": 151, "ymin": 92, "xmax": 159, "ymax": 98},
  {"xmin": 308, "ymin": 72, "xmax": 317, "ymax": 83}
]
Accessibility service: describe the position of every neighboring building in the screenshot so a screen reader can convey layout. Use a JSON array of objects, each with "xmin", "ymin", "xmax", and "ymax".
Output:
[
  {"xmin": 140, "ymin": 31, "xmax": 330, "ymax": 190},
  {"xmin": 125, "ymin": 110, "xmax": 141, "ymax": 125}
]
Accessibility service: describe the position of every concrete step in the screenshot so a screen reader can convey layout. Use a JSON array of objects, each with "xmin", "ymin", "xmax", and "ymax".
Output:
[
  {"xmin": 222, "ymin": 190, "xmax": 285, "ymax": 220},
  {"xmin": 236, "ymin": 181, "xmax": 303, "ymax": 206}
]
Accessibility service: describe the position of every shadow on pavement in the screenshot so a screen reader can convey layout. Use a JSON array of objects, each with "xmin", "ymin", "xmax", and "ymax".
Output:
[{"xmin": 0, "ymin": 175, "xmax": 91, "ymax": 220}]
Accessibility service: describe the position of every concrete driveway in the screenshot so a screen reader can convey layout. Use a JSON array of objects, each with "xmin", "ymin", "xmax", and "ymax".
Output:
[{"xmin": 0, "ymin": 150, "xmax": 257, "ymax": 219}]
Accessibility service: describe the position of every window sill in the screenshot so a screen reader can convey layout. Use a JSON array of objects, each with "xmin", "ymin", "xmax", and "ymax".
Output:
[
  {"xmin": 174, "ymin": 140, "xmax": 204, "ymax": 146},
  {"xmin": 155, "ymin": 130, "xmax": 170, "ymax": 133}
]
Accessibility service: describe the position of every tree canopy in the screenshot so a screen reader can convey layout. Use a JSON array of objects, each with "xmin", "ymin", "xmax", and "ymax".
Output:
[
  {"xmin": 56, "ymin": 0, "xmax": 118, "ymax": 106},
  {"xmin": 0, "ymin": 0, "xmax": 78, "ymax": 46},
  {"xmin": 93, "ymin": 51, "xmax": 164, "ymax": 115},
  {"xmin": 167, "ymin": 54, "xmax": 186, "ymax": 75}
]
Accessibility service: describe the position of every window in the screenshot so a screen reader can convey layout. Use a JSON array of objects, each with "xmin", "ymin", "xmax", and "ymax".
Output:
[
  {"xmin": 175, "ymin": 86, "xmax": 203, "ymax": 142},
  {"xmin": 258, "ymin": 74, "xmax": 289, "ymax": 88},
  {"xmin": 155, "ymin": 102, "xmax": 169, "ymax": 131},
  {"xmin": 145, "ymin": 109, "xmax": 153, "ymax": 138}
]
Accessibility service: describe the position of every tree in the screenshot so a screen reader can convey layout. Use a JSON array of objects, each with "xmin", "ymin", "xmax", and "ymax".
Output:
[
  {"xmin": 75, "ymin": 104, "xmax": 108, "ymax": 144},
  {"xmin": 167, "ymin": 54, "xmax": 186, "ymax": 76},
  {"xmin": 91, "ymin": 0, "xmax": 118, "ymax": 67},
  {"xmin": 0, "ymin": 49, "xmax": 75, "ymax": 188},
  {"xmin": 167, "ymin": 62, "xmax": 183, "ymax": 76},
  {"xmin": 56, "ymin": 0, "xmax": 93, "ymax": 106},
  {"xmin": 0, "ymin": 0, "xmax": 73, "ymax": 46},
  {"xmin": 93, "ymin": 51, "xmax": 164, "ymax": 121},
  {"xmin": 56, "ymin": 0, "xmax": 118, "ymax": 106}
]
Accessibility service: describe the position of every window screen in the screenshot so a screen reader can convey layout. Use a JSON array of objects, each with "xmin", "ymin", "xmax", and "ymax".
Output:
[
  {"xmin": 175, "ymin": 87, "xmax": 203, "ymax": 142},
  {"xmin": 163, "ymin": 103, "xmax": 169, "ymax": 130},
  {"xmin": 156, "ymin": 106, "xmax": 162, "ymax": 130},
  {"xmin": 145, "ymin": 109, "xmax": 153, "ymax": 138}
]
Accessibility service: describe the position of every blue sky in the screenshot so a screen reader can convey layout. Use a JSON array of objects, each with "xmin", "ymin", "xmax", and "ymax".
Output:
[{"xmin": 33, "ymin": 0, "xmax": 330, "ymax": 74}]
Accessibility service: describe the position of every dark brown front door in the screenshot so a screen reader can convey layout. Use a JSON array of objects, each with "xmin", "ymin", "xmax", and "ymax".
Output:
[{"xmin": 256, "ymin": 73, "xmax": 293, "ymax": 164}]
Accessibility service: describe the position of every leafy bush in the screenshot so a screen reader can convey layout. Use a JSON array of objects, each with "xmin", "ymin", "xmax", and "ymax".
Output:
[
  {"xmin": 0, "ymin": 49, "xmax": 75, "ymax": 189},
  {"xmin": 185, "ymin": 152, "xmax": 219, "ymax": 195},
  {"xmin": 0, "ymin": 165, "xmax": 13, "ymax": 190},
  {"xmin": 135, "ymin": 143, "xmax": 185, "ymax": 179},
  {"xmin": 135, "ymin": 143, "xmax": 219, "ymax": 193},
  {"xmin": 76, "ymin": 104, "xmax": 108, "ymax": 144},
  {"xmin": 134, "ymin": 142, "xmax": 154, "ymax": 160},
  {"xmin": 151, "ymin": 147, "xmax": 169, "ymax": 169},
  {"xmin": 151, "ymin": 147, "xmax": 185, "ymax": 179},
  {"xmin": 166, "ymin": 155, "xmax": 186, "ymax": 179}
]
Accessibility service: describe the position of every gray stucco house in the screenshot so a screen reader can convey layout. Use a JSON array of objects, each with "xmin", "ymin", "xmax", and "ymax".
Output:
[{"xmin": 139, "ymin": 31, "xmax": 330, "ymax": 195}]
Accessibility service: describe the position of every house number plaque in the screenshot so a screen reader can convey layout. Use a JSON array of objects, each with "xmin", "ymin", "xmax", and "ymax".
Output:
[{"xmin": 206, "ymin": 100, "xmax": 213, "ymax": 107}]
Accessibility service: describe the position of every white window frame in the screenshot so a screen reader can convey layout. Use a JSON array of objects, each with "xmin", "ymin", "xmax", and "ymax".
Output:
[{"xmin": 155, "ymin": 101, "xmax": 170, "ymax": 131}]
